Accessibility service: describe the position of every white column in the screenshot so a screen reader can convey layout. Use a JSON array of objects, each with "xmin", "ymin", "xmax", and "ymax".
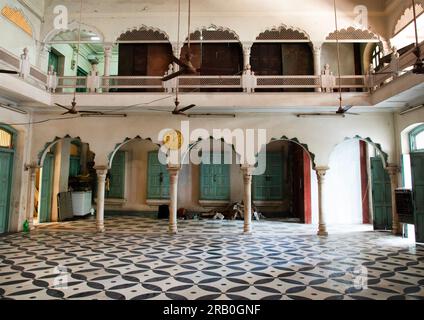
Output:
[
  {"xmin": 168, "ymin": 165, "xmax": 180, "ymax": 234},
  {"xmin": 25, "ymin": 164, "xmax": 38, "ymax": 230},
  {"xmin": 95, "ymin": 167, "xmax": 108, "ymax": 233},
  {"xmin": 38, "ymin": 44, "xmax": 51, "ymax": 72},
  {"xmin": 242, "ymin": 42, "xmax": 253, "ymax": 71},
  {"xmin": 103, "ymin": 44, "xmax": 113, "ymax": 90},
  {"xmin": 312, "ymin": 42, "xmax": 322, "ymax": 92},
  {"xmin": 386, "ymin": 164, "xmax": 401, "ymax": 235},
  {"xmin": 316, "ymin": 166, "xmax": 329, "ymax": 236},
  {"xmin": 242, "ymin": 165, "xmax": 255, "ymax": 234}
]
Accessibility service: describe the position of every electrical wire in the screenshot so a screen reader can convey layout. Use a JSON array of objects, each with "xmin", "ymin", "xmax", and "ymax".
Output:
[
  {"xmin": 4, "ymin": 116, "xmax": 81, "ymax": 126},
  {"xmin": 333, "ymin": 0, "xmax": 343, "ymax": 108}
]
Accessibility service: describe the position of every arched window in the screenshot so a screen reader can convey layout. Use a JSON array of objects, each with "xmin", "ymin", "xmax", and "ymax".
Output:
[
  {"xmin": 0, "ymin": 128, "xmax": 13, "ymax": 149},
  {"xmin": 410, "ymin": 125, "xmax": 424, "ymax": 152},
  {"xmin": 371, "ymin": 44, "xmax": 383, "ymax": 70}
]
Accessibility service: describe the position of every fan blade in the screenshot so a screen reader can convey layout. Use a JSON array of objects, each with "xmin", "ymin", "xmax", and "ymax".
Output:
[
  {"xmin": 178, "ymin": 104, "xmax": 196, "ymax": 113},
  {"xmin": 147, "ymin": 108, "xmax": 171, "ymax": 113},
  {"xmin": 78, "ymin": 111, "xmax": 105, "ymax": 115},
  {"xmin": 0, "ymin": 69, "xmax": 19, "ymax": 74},
  {"xmin": 162, "ymin": 69, "xmax": 187, "ymax": 82},
  {"xmin": 55, "ymin": 103, "xmax": 73, "ymax": 111},
  {"xmin": 61, "ymin": 111, "xmax": 72, "ymax": 115},
  {"xmin": 172, "ymin": 55, "xmax": 188, "ymax": 68},
  {"xmin": 342, "ymin": 105, "xmax": 353, "ymax": 113}
]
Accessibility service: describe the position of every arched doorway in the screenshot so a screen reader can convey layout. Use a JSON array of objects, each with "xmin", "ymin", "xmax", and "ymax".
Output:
[
  {"xmin": 36, "ymin": 137, "xmax": 95, "ymax": 224},
  {"xmin": 115, "ymin": 26, "xmax": 172, "ymax": 92},
  {"xmin": 326, "ymin": 137, "xmax": 390, "ymax": 230},
  {"xmin": 177, "ymin": 137, "xmax": 243, "ymax": 217},
  {"xmin": 0, "ymin": 124, "xmax": 16, "ymax": 233},
  {"xmin": 180, "ymin": 26, "xmax": 244, "ymax": 92},
  {"xmin": 107, "ymin": 137, "xmax": 166, "ymax": 215},
  {"xmin": 252, "ymin": 25, "xmax": 314, "ymax": 92},
  {"xmin": 255, "ymin": 138, "xmax": 316, "ymax": 224}
]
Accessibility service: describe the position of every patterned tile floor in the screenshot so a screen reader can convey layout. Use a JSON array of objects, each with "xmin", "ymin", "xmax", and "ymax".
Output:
[{"xmin": 1, "ymin": 217, "xmax": 423, "ymax": 300}]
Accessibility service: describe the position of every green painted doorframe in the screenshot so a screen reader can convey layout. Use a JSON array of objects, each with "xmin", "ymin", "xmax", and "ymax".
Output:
[
  {"xmin": 0, "ymin": 124, "xmax": 17, "ymax": 234},
  {"xmin": 411, "ymin": 152, "xmax": 424, "ymax": 243}
]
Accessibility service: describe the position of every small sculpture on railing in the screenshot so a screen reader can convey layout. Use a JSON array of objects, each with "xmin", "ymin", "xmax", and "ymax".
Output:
[
  {"xmin": 321, "ymin": 64, "xmax": 336, "ymax": 93},
  {"xmin": 87, "ymin": 62, "xmax": 100, "ymax": 93},
  {"xmin": 366, "ymin": 63, "xmax": 376, "ymax": 92},
  {"xmin": 163, "ymin": 64, "xmax": 177, "ymax": 93},
  {"xmin": 19, "ymin": 47, "xmax": 30, "ymax": 79},
  {"xmin": 46, "ymin": 64, "xmax": 58, "ymax": 92},
  {"xmin": 390, "ymin": 46, "xmax": 400, "ymax": 78},
  {"xmin": 242, "ymin": 64, "xmax": 256, "ymax": 93}
]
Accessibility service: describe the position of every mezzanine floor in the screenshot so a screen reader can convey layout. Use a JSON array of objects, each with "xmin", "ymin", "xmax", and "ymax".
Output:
[{"xmin": 0, "ymin": 217, "xmax": 423, "ymax": 300}]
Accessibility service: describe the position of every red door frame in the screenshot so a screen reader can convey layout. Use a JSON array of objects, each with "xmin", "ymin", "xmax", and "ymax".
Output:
[{"xmin": 360, "ymin": 141, "xmax": 371, "ymax": 224}]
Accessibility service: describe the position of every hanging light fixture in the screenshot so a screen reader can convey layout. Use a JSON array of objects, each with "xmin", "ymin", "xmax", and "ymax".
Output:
[{"xmin": 411, "ymin": 0, "xmax": 424, "ymax": 74}]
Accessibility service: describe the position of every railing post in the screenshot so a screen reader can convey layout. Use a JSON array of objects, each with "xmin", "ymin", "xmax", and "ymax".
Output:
[
  {"xmin": 87, "ymin": 63, "xmax": 101, "ymax": 93},
  {"xmin": 46, "ymin": 65, "xmax": 58, "ymax": 93},
  {"xmin": 19, "ymin": 48, "xmax": 30, "ymax": 80},
  {"xmin": 242, "ymin": 66, "xmax": 256, "ymax": 93}
]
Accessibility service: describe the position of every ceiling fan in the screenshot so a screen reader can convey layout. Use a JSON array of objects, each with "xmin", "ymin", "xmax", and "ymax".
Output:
[
  {"xmin": 0, "ymin": 69, "xmax": 19, "ymax": 74},
  {"xmin": 411, "ymin": 0, "xmax": 424, "ymax": 74},
  {"xmin": 148, "ymin": 98, "xmax": 196, "ymax": 117},
  {"xmin": 162, "ymin": 0, "xmax": 202, "ymax": 82},
  {"xmin": 55, "ymin": 97, "xmax": 126, "ymax": 116}
]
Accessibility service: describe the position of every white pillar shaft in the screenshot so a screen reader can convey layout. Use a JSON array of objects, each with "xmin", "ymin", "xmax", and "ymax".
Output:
[
  {"xmin": 103, "ymin": 47, "xmax": 112, "ymax": 77},
  {"xmin": 96, "ymin": 169, "xmax": 107, "ymax": 233},
  {"xmin": 168, "ymin": 168, "xmax": 180, "ymax": 234},
  {"xmin": 316, "ymin": 167, "xmax": 329, "ymax": 236},
  {"xmin": 313, "ymin": 46, "xmax": 322, "ymax": 93},
  {"xmin": 387, "ymin": 165, "xmax": 400, "ymax": 235},
  {"xmin": 27, "ymin": 168, "xmax": 37, "ymax": 230},
  {"xmin": 242, "ymin": 166, "xmax": 254, "ymax": 233},
  {"xmin": 243, "ymin": 46, "xmax": 252, "ymax": 70}
]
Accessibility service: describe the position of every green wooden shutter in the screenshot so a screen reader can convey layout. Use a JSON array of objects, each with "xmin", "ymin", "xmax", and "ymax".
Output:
[
  {"xmin": 411, "ymin": 152, "xmax": 424, "ymax": 242},
  {"xmin": 253, "ymin": 152, "xmax": 284, "ymax": 201},
  {"xmin": 39, "ymin": 153, "xmax": 55, "ymax": 223},
  {"xmin": 69, "ymin": 156, "xmax": 81, "ymax": 177},
  {"xmin": 200, "ymin": 153, "xmax": 230, "ymax": 200},
  {"xmin": 147, "ymin": 151, "xmax": 170, "ymax": 199},
  {"xmin": 107, "ymin": 151, "xmax": 126, "ymax": 199},
  {"xmin": 0, "ymin": 150, "xmax": 13, "ymax": 233},
  {"xmin": 371, "ymin": 157, "xmax": 392, "ymax": 230},
  {"xmin": 48, "ymin": 51, "xmax": 59, "ymax": 73}
]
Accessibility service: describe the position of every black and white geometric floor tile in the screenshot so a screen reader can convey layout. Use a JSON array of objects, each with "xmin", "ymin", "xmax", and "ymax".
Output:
[{"xmin": 1, "ymin": 217, "xmax": 424, "ymax": 300}]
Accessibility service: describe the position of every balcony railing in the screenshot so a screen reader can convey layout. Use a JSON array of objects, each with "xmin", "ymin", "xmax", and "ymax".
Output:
[{"xmin": 1, "ymin": 43, "xmax": 423, "ymax": 95}]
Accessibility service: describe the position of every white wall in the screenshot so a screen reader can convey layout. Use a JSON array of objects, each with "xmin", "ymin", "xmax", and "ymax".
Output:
[{"xmin": 326, "ymin": 139, "xmax": 363, "ymax": 225}]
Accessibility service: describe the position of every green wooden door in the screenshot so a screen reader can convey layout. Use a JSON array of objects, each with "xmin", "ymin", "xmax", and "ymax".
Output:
[
  {"xmin": 69, "ymin": 156, "xmax": 81, "ymax": 177},
  {"xmin": 411, "ymin": 152, "xmax": 424, "ymax": 243},
  {"xmin": 39, "ymin": 153, "xmax": 55, "ymax": 223},
  {"xmin": 107, "ymin": 151, "xmax": 126, "ymax": 199},
  {"xmin": 0, "ymin": 150, "xmax": 13, "ymax": 233},
  {"xmin": 48, "ymin": 51, "xmax": 59, "ymax": 73},
  {"xmin": 147, "ymin": 151, "xmax": 170, "ymax": 199},
  {"xmin": 253, "ymin": 152, "xmax": 284, "ymax": 200},
  {"xmin": 371, "ymin": 157, "xmax": 392, "ymax": 230},
  {"xmin": 200, "ymin": 153, "xmax": 230, "ymax": 200}
]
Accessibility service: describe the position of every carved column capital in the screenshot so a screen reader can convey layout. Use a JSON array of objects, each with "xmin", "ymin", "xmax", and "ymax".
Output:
[
  {"xmin": 386, "ymin": 164, "xmax": 400, "ymax": 177},
  {"xmin": 95, "ymin": 166, "xmax": 109, "ymax": 178},
  {"xmin": 315, "ymin": 166, "xmax": 329, "ymax": 180},
  {"xmin": 312, "ymin": 42, "xmax": 323, "ymax": 54},
  {"xmin": 242, "ymin": 42, "xmax": 253, "ymax": 54}
]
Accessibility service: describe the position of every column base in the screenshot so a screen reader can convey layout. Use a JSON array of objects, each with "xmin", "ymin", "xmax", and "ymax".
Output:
[
  {"xmin": 317, "ymin": 225, "xmax": 328, "ymax": 236},
  {"xmin": 169, "ymin": 225, "xmax": 178, "ymax": 235},
  {"xmin": 244, "ymin": 225, "xmax": 252, "ymax": 234},
  {"xmin": 96, "ymin": 223, "xmax": 105, "ymax": 233}
]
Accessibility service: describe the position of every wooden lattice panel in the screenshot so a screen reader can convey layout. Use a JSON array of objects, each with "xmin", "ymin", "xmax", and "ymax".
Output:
[
  {"xmin": 326, "ymin": 27, "xmax": 379, "ymax": 41},
  {"xmin": 256, "ymin": 27, "xmax": 309, "ymax": 41},
  {"xmin": 118, "ymin": 28, "xmax": 169, "ymax": 42}
]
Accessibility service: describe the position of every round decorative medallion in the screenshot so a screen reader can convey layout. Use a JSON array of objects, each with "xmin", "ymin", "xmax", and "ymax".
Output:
[{"xmin": 163, "ymin": 130, "xmax": 183, "ymax": 150}]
